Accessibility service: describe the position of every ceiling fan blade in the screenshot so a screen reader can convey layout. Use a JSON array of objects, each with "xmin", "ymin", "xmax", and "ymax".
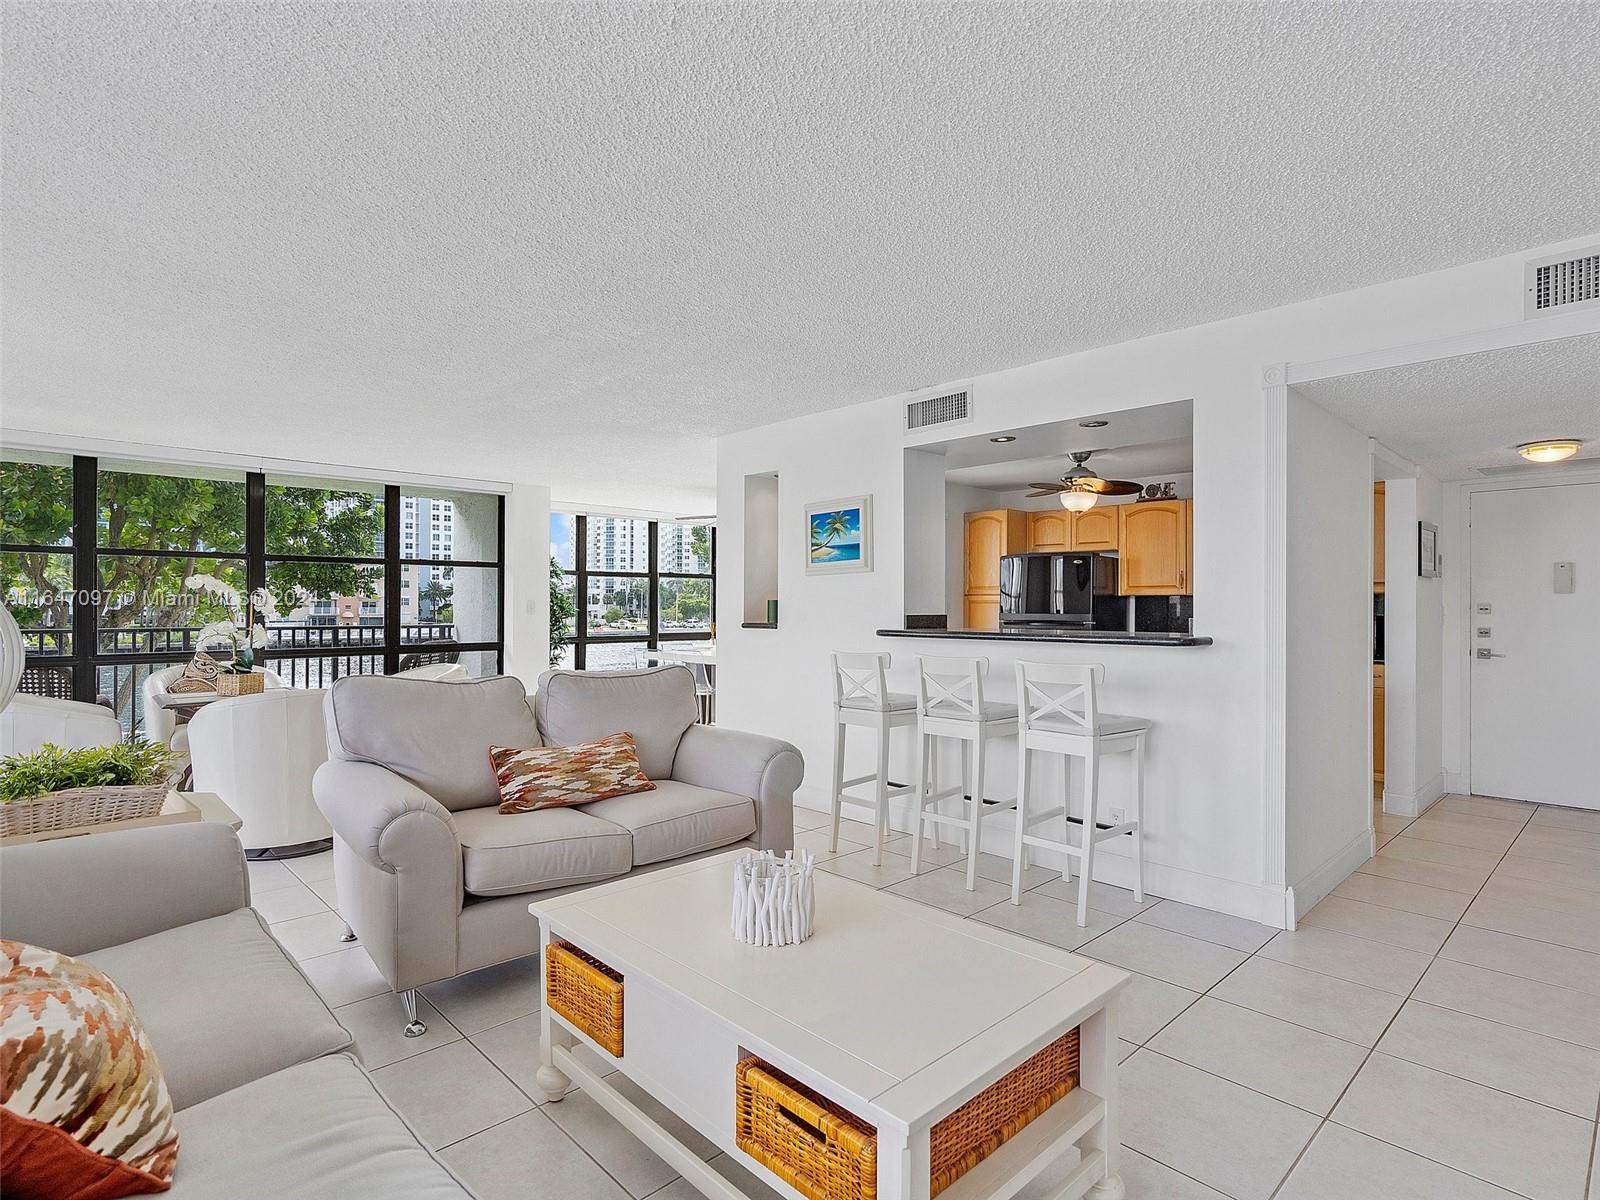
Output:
[
  {"xmin": 1026, "ymin": 482, "xmax": 1067, "ymax": 492},
  {"xmin": 1086, "ymin": 479, "xmax": 1143, "ymax": 496}
]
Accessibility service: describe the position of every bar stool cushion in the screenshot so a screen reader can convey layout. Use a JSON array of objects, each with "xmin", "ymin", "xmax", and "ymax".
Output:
[
  {"xmin": 839, "ymin": 692, "xmax": 917, "ymax": 712},
  {"xmin": 1028, "ymin": 712, "xmax": 1150, "ymax": 736},
  {"xmin": 925, "ymin": 700, "xmax": 1019, "ymax": 721}
]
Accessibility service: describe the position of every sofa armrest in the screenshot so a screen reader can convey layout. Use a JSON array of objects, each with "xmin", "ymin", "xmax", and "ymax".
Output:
[
  {"xmin": 0, "ymin": 823, "xmax": 248, "ymax": 956},
  {"xmin": 671, "ymin": 724, "xmax": 804, "ymax": 851},
  {"xmin": 313, "ymin": 759, "xmax": 460, "ymax": 873},
  {"xmin": 313, "ymin": 759, "xmax": 464, "ymax": 991}
]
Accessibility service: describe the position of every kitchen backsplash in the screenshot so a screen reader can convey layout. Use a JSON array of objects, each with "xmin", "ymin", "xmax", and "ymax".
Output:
[{"xmin": 1133, "ymin": 594, "xmax": 1194, "ymax": 634}]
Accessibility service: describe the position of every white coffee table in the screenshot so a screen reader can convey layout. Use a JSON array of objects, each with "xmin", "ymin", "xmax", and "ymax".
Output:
[{"xmin": 529, "ymin": 852, "xmax": 1130, "ymax": 1200}]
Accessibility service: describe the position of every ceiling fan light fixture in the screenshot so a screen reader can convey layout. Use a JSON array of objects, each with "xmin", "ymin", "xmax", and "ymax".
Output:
[
  {"xmin": 1517, "ymin": 439, "xmax": 1582, "ymax": 463},
  {"xmin": 1060, "ymin": 490, "xmax": 1098, "ymax": 512}
]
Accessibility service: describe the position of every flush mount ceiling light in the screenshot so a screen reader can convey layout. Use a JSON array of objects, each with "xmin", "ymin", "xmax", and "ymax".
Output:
[
  {"xmin": 1517, "ymin": 439, "xmax": 1583, "ymax": 463},
  {"xmin": 1079, "ymin": 419, "xmax": 1109, "ymax": 429},
  {"xmin": 989, "ymin": 435, "xmax": 1017, "ymax": 443}
]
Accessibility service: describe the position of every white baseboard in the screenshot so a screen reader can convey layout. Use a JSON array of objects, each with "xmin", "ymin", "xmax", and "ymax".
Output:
[
  {"xmin": 1287, "ymin": 827, "xmax": 1374, "ymax": 924},
  {"xmin": 1382, "ymin": 773, "xmax": 1445, "ymax": 819},
  {"xmin": 1443, "ymin": 770, "xmax": 1467, "ymax": 797},
  {"xmin": 792, "ymin": 788, "xmax": 1295, "ymax": 930}
]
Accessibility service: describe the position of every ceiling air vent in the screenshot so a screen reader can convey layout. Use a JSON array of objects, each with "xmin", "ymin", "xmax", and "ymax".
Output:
[
  {"xmin": 905, "ymin": 387, "xmax": 971, "ymax": 433},
  {"xmin": 1525, "ymin": 247, "xmax": 1600, "ymax": 319}
]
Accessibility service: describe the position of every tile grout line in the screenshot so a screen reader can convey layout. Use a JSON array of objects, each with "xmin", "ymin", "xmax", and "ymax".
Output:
[{"xmin": 1262, "ymin": 799, "xmax": 1545, "ymax": 1200}]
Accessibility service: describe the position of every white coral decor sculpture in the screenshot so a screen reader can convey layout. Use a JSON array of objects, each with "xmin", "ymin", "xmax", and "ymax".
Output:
[{"xmin": 731, "ymin": 851, "xmax": 816, "ymax": 948}]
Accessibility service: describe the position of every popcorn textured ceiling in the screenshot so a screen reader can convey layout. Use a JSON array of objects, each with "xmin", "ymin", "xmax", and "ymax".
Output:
[{"xmin": 3, "ymin": 1, "xmax": 1597, "ymax": 510}]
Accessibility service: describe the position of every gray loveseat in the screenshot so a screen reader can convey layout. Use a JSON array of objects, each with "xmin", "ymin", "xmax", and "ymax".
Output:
[
  {"xmin": 313, "ymin": 665, "xmax": 803, "ymax": 1034},
  {"xmin": 0, "ymin": 823, "xmax": 473, "ymax": 1199}
]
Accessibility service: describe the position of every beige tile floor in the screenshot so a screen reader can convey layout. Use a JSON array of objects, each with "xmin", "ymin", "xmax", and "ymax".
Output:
[{"xmin": 258, "ymin": 797, "xmax": 1600, "ymax": 1200}]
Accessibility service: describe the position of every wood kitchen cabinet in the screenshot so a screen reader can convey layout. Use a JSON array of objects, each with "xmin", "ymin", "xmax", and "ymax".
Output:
[
  {"xmin": 964, "ymin": 509, "xmax": 1027, "ymax": 630},
  {"xmin": 1071, "ymin": 507, "xmax": 1119, "ymax": 551},
  {"xmin": 1373, "ymin": 482, "xmax": 1386, "ymax": 593},
  {"xmin": 1027, "ymin": 510, "xmax": 1071, "ymax": 552},
  {"xmin": 1117, "ymin": 500, "xmax": 1191, "ymax": 595},
  {"xmin": 1373, "ymin": 663, "xmax": 1385, "ymax": 789}
]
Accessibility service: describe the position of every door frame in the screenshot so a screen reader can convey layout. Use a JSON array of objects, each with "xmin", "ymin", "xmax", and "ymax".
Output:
[
  {"xmin": 1450, "ymin": 468, "xmax": 1600, "ymax": 799},
  {"xmin": 1260, "ymin": 308, "xmax": 1600, "ymax": 924}
]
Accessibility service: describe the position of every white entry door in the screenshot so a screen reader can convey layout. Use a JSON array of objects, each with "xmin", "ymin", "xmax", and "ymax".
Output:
[{"xmin": 1470, "ymin": 482, "xmax": 1600, "ymax": 808}]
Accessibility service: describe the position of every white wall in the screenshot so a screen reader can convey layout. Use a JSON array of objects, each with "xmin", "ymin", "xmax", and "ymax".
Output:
[
  {"xmin": 503, "ymin": 481, "xmax": 552, "ymax": 689},
  {"xmin": 716, "ymin": 233, "xmax": 1596, "ymax": 928},
  {"xmin": 1283, "ymin": 391, "xmax": 1372, "ymax": 913},
  {"xmin": 742, "ymin": 473, "xmax": 780, "ymax": 623},
  {"xmin": 1380, "ymin": 473, "xmax": 1446, "ymax": 818},
  {"xmin": 903, "ymin": 450, "xmax": 948, "ymax": 616}
]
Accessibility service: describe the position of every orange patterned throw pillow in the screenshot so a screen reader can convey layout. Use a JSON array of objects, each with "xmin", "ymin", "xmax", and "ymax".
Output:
[
  {"xmin": 1, "ymin": 941, "xmax": 180, "ymax": 1199},
  {"xmin": 491, "ymin": 733, "xmax": 656, "ymax": 812}
]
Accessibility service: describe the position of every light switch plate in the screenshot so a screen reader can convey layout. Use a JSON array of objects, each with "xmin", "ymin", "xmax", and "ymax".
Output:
[{"xmin": 1554, "ymin": 562, "xmax": 1575, "ymax": 594}]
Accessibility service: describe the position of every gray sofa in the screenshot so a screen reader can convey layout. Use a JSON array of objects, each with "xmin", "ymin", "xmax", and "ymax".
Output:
[
  {"xmin": 0, "ymin": 823, "xmax": 473, "ymax": 1200},
  {"xmin": 313, "ymin": 665, "xmax": 804, "ymax": 1034}
]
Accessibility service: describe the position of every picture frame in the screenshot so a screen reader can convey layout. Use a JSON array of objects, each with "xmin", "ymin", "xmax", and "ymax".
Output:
[
  {"xmin": 805, "ymin": 495, "xmax": 872, "ymax": 574},
  {"xmin": 1418, "ymin": 520, "xmax": 1439, "ymax": 578}
]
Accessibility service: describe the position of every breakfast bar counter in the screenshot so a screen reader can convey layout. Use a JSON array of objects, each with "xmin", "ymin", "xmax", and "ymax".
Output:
[{"xmin": 877, "ymin": 627, "xmax": 1213, "ymax": 646}]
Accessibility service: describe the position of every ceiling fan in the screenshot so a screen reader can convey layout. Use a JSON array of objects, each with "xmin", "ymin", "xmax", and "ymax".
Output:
[{"xmin": 1027, "ymin": 450, "xmax": 1142, "ymax": 512}]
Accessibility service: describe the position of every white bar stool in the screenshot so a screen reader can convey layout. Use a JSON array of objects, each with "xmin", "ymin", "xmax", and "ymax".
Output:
[
  {"xmin": 1010, "ymin": 661, "xmax": 1148, "ymax": 925},
  {"xmin": 910, "ymin": 656, "xmax": 1020, "ymax": 891},
  {"xmin": 829, "ymin": 652, "xmax": 918, "ymax": 865}
]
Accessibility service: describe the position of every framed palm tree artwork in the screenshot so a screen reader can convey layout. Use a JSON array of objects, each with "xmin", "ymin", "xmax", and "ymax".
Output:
[{"xmin": 805, "ymin": 496, "xmax": 872, "ymax": 574}]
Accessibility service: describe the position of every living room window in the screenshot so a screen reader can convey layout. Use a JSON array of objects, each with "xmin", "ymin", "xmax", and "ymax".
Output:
[
  {"xmin": 549, "ymin": 512, "xmax": 715, "ymax": 669},
  {"xmin": 0, "ymin": 453, "xmax": 506, "ymax": 734}
]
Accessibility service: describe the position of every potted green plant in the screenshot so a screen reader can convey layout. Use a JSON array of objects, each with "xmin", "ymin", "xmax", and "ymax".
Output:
[{"xmin": 0, "ymin": 739, "xmax": 178, "ymax": 838}]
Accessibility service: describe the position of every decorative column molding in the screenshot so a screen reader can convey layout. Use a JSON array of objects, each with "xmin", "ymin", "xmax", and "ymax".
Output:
[{"xmin": 1261, "ymin": 365, "xmax": 1290, "ymax": 915}]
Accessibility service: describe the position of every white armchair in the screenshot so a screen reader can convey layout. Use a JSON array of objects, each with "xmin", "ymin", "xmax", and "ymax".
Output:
[
  {"xmin": 143, "ymin": 664, "xmax": 285, "ymax": 753},
  {"xmin": 187, "ymin": 688, "xmax": 330, "ymax": 853},
  {"xmin": 0, "ymin": 695, "xmax": 124, "ymax": 757}
]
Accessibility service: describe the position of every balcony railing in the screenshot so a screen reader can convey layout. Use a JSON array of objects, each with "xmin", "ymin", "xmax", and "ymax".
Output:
[{"xmin": 17, "ymin": 622, "xmax": 459, "ymax": 657}]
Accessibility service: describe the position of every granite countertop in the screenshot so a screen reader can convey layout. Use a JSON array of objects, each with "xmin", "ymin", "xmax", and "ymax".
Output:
[{"xmin": 877, "ymin": 626, "xmax": 1213, "ymax": 647}]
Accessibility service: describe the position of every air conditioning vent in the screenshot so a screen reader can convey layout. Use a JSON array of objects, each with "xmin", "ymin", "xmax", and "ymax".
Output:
[
  {"xmin": 1525, "ymin": 247, "xmax": 1600, "ymax": 318},
  {"xmin": 905, "ymin": 387, "xmax": 971, "ymax": 432}
]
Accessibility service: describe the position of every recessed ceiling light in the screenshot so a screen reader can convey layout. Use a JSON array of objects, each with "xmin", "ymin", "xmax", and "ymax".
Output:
[
  {"xmin": 1517, "ymin": 439, "xmax": 1583, "ymax": 463},
  {"xmin": 990, "ymin": 435, "xmax": 1017, "ymax": 443},
  {"xmin": 1079, "ymin": 419, "xmax": 1108, "ymax": 429}
]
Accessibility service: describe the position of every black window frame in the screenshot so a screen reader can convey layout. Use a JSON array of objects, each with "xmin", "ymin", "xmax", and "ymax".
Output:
[
  {"xmin": 555, "ymin": 513, "xmax": 715, "ymax": 669},
  {"xmin": 3, "ymin": 455, "xmax": 506, "ymax": 723}
]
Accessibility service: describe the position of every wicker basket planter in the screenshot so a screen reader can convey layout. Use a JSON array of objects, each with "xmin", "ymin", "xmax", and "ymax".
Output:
[
  {"xmin": 928, "ymin": 1026, "xmax": 1080, "ymax": 1197},
  {"xmin": 735, "ymin": 1057, "xmax": 878, "ymax": 1200},
  {"xmin": 0, "ymin": 781, "xmax": 174, "ymax": 838},
  {"xmin": 545, "ymin": 939, "xmax": 624, "ymax": 1056},
  {"xmin": 215, "ymin": 670, "xmax": 266, "ymax": 697}
]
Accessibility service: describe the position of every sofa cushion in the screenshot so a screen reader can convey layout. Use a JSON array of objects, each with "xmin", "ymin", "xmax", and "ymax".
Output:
[
  {"xmin": 167, "ymin": 1054, "xmax": 470, "ymax": 1199},
  {"xmin": 580, "ymin": 780, "xmax": 756, "ymax": 866},
  {"xmin": 1, "ymin": 940, "xmax": 180, "ymax": 1197},
  {"xmin": 453, "ymin": 804, "xmax": 633, "ymax": 898},
  {"xmin": 84, "ymin": 909, "xmax": 351, "ymax": 1110},
  {"xmin": 535, "ymin": 667, "xmax": 699, "ymax": 780},
  {"xmin": 325, "ymin": 675, "xmax": 539, "ymax": 811}
]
